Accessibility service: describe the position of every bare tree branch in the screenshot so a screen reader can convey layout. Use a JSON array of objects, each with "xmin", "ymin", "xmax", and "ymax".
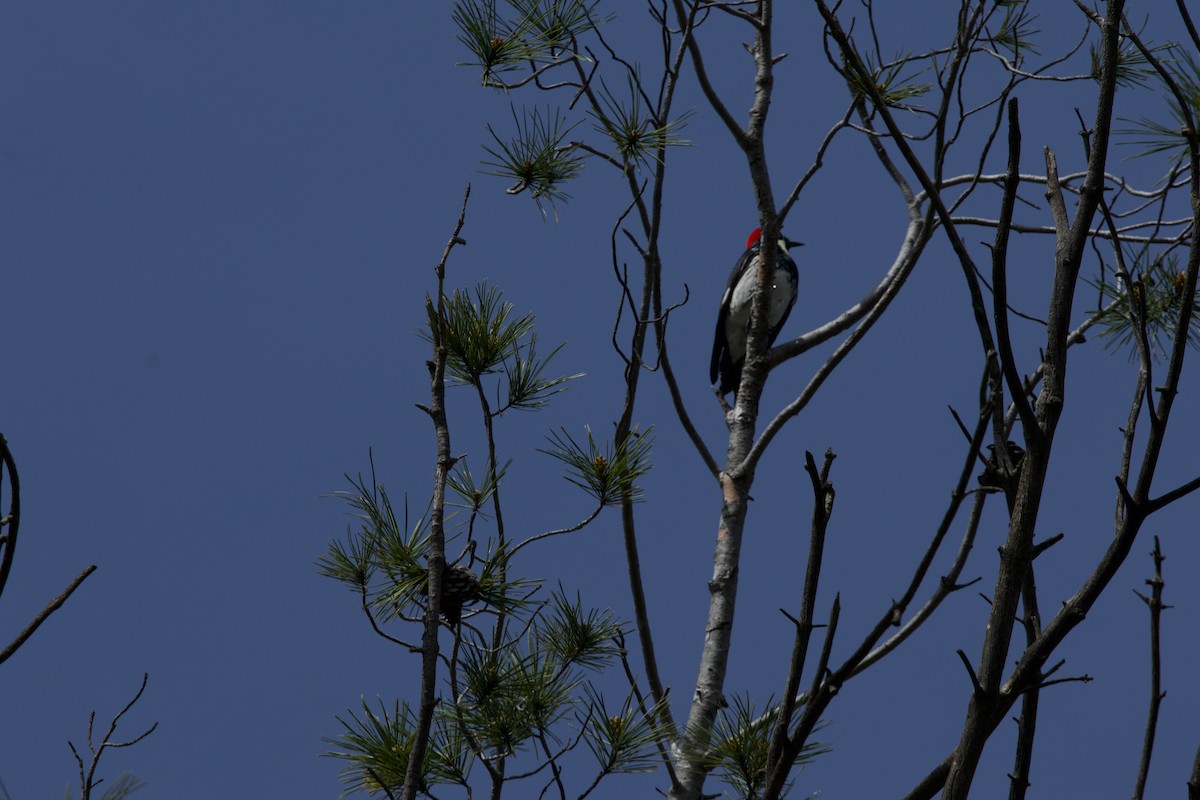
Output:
[
  {"xmin": 401, "ymin": 184, "xmax": 472, "ymax": 800},
  {"xmin": 1132, "ymin": 536, "xmax": 1169, "ymax": 800},
  {"xmin": 0, "ymin": 433, "xmax": 22, "ymax": 602},
  {"xmin": 69, "ymin": 673, "xmax": 158, "ymax": 800},
  {"xmin": 765, "ymin": 450, "xmax": 835, "ymax": 787},
  {"xmin": 0, "ymin": 565, "xmax": 97, "ymax": 666}
]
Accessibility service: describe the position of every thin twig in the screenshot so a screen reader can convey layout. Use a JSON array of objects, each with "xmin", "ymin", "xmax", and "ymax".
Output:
[
  {"xmin": 71, "ymin": 673, "xmax": 158, "ymax": 800},
  {"xmin": 0, "ymin": 565, "xmax": 97, "ymax": 665},
  {"xmin": 991, "ymin": 98, "xmax": 1038, "ymax": 437},
  {"xmin": 766, "ymin": 451, "xmax": 835, "ymax": 785},
  {"xmin": 1132, "ymin": 536, "xmax": 1169, "ymax": 800},
  {"xmin": 509, "ymin": 504, "xmax": 604, "ymax": 556}
]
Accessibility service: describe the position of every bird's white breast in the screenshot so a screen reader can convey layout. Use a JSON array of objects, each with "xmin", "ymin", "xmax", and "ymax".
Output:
[{"xmin": 724, "ymin": 254, "xmax": 797, "ymax": 362}]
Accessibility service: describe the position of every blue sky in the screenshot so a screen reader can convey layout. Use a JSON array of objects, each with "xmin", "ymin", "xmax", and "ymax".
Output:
[{"xmin": 2, "ymin": 3, "xmax": 1198, "ymax": 798}]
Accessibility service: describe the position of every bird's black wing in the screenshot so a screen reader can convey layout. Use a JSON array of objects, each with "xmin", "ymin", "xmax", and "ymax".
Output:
[
  {"xmin": 765, "ymin": 255, "xmax": 800, "ymax": 350},
  {"xmin": 710, "ymin": 247, "xmax": 757, "ymax": 390},
  {"xmin": 710, "ymin": 282, "xmax": 733, "ymax": 386}
]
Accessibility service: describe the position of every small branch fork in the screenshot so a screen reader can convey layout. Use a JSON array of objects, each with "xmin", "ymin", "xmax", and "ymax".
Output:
[
  {"xmin": 760, "ymin": 397, "xmax": 1001, "ymax": 798},
  {"xmin": 764, "ymin": 450, "xmax": 835, "ymax": 790},
  {"xmin": 68, "ymin": 673, "xmax": 158, "ymax": 800},
  {"xmin": 1132, "ymin": 536, "xmax": 1169, "ymax": 800}
]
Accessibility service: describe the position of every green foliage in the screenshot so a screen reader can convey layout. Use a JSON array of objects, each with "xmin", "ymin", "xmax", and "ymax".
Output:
[
  {"xmin": 590, "ymin": 71, "xmax": 693, "ymax": 168},
  {"xmin": 369, "ymin": 508, "xmax": 438, "ymax": 623},
  {"xmin": 319, "ymin": 472, "xmax": 544, "ymax": 624},
  {"xmin": 456, "ymin": 0, "xmax": 687, "ymax": 212},
  {"xmin": 1087, "ymin": 249, "xmax": 1200, "ymax": 360},
  {"xmin": 324, "ymin": 699, "xmax": 475, "ymax": 797},
  {"xmin": 422, "ymin": 281, "xmax": 583, "ymax": 407},
  {"xmin": 452, "ymin": 0, "xmax": 544, "ymax": 85},
  {"xmin": 1118, "ymin": 45, "xmax": 1200, "ymax": 161},
  {"xmin": 480, "ymin": 105, "xmax": 586, "ymax": 214},
  {"xmin": 691, "ymin": 695, "xmax": 830, "ymax": 800},
  {"xmin": 507, "ymin": 0, "xmax": 603, "ymax": 56},
  {"xmin": 453, "ymin": 0, "xmax": 599, "ymax": 86},
  {"xmin": 847, "ymin": 49, "xmax": 931, "ymax": 112},
  {"xmin": 473, "ymin": 539, "xmax": 544, "ymax": 617},
  {"xmin": 316, "ymin": 515, "xmax": 376, "ymax": 592},
  {"xmin": 1089, "ymin": 37, "xmax": 1160, "ymax": 90},
  {"xmin": 425, "ymin": 281, "xmax": 533, "ymax": 383},
  {"xmin": 103, "ymin": 774, "xmax": 147, "ymax": 800},
  {"xmin": 326, "ymin": 698, "xmax": 415, "ymax": 796},
  {"xmin": 502, "ymin": 333, "xmax": 581, "ymax": 411},
  {"xmin": 457, "ymin": 644, "xmax": 555, "ymax": 756},
  {"xmin": 451, "ymin": 591, "xmax": 630, "ymax": 764},
  {"xmin": 541, "ymin": 425, "xmax": 654, "ymax": 505},
  {"xmin": 426, "ymin": 713, "xmax": 475, "ymax": 787},
  {"xmin": 578, "ymin": 684, "xmax": 664, "ymax": 776},
  {"xmin": 539, "ymin": 588, "xmax": 625, "ymax": 670},
  {"xmin": 456, "ymin": 1, "xmax": 615, "ymax": 212},
  {"xmin": 989, "ymin": 1, "xmax": 1040, "ymax": 59},
  {"xmin": 446, "ymin": 457, "xmax": 510, "ymax": 516},
  {"xmin": 317, "ymin": 472, "xmax": 429, "ymax": 620},
  {"xmin": 64, "ymin": 773, "xmax": 147, "ymax": 800}
]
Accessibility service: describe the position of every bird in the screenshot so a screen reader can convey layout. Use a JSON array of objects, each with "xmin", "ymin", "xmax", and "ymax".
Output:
[
  {"xmin": 978, "ymin": 440, "xmax": 1026, "ymax": 490},
  {"xmin": 710, "ymin": 227, "xmax": 802, "ymax": 397}
]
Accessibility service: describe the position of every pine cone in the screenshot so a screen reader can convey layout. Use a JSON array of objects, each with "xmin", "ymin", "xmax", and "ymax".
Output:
[{"xmin": 440, "ymin": 564, "xmax": 481, "ymax": 624}]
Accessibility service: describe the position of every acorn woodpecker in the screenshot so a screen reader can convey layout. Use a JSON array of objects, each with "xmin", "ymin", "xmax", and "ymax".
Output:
[
  {"xmin": 978, "ymin": 441, "xmax": 1026, "ymax": 490},
  {"xmin": 710, "ymin": 228, "xmax": 802, "ymax": 396}
]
